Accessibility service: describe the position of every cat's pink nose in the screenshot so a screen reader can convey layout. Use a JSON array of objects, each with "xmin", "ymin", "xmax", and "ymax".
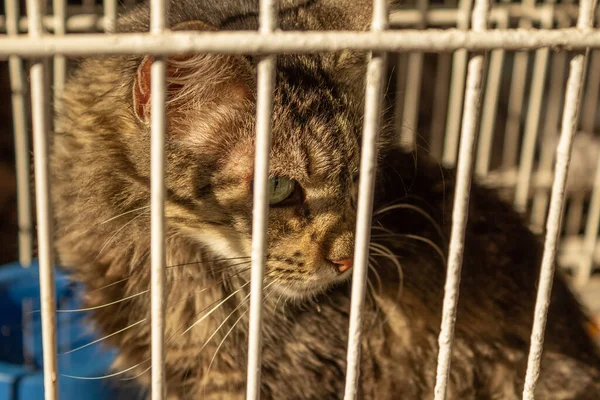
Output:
[{"xmin": 332, "ymin": 258, "xmax": 353, "ymax": 273}]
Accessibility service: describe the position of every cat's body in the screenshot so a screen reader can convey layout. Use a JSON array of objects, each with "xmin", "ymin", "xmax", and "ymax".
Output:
[{"xmin": 50, "ymin": 0, "xmax": 600, "ymax": 398}]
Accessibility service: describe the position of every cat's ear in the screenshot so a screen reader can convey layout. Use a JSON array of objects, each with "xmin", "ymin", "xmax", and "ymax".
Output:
[{"xmin": 133, "ymin": 20, "xmax": 254, "ymax": 123}]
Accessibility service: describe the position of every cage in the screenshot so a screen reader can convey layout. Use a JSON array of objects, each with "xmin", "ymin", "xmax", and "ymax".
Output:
[{"xmin": 0, "ymin": 0, "xmax": 599, "ymax": 399}]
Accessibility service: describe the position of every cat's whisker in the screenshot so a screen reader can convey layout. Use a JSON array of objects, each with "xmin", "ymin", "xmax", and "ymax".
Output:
[
  {"xmin": 369, "ymin": 242, "xmax": 404, "ymax": 300},
  {"xmin": 56, "ymin": 290, "xmax": 149, "ymax": 313},
  {"xmin": 60, "ymin": 272, "xmax": 256, "ymax": 356},
  {"xmin": 124, "ymin": 278, "xmax": 274, "ymax": 383},
  {"xmin": 119, "ymin": 363, "xmax": 151, "ymax": 382},
  {"xmin": 94, "ymin": 210, "xmax": 149, "ymax": 261},
  {"xmin": 203, "ymin": 283, "xmax": 278, "ymax": 394},
  {"xmin": 200, "ymin": 280, "xmax": 277, "ymax": 355},
  {"xmin": 71, "ymin": 205, "xmax": 151, "ymax": 240},
  {"xmin": 61, "ymin": 359, "xmax": 149, "ymax": 381},
  {"xmin": 372, "ymin": 233, "xmax": 446, "ymax": 263},
  {"xmin": 168, "ymin": 265, "xmax": 252, "ymax": 309},
  {"xmin": 59, "ymin": 318, "xmax": 146, "ymax": 356},
  {"xmin": 56, "ymin": 265, "xmax": 252, "ymax": 314},
  {"xmin": 167, "ymin": 256, "xmax": 252, "ymax": 270},
  {"xmin": 373, "ymin": 203, "xmax": 445, "ymax": 240},
  {"xmin": 367, "ymin": 257, "xmax": 383, "ymax": 295},
  {"xmin": 87, "ymin": 256, "xmax": 252, "ymax": 294},
  {"xmin": 180, "ymin": 280, "xmax": 252, "ymax": 337},
  {"xmin": 197, "ymin": 291, "xmax": 252, "ymax": 354}
]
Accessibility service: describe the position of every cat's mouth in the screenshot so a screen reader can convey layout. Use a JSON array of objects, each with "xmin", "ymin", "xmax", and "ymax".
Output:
[{"xmin": 271, "ymin": 265, "xmax": 352, "ymax": 300}]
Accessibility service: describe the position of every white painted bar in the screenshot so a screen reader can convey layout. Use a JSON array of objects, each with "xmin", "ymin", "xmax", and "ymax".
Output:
[
  {"xmin": 245, "ymin": 1, "xmax": 277, "ymax": 399},
  {"xmin": 580, "ymin": 49, "xmax": 600, "ymax": 133},
  {"xmin": 576, "ymin": 155, "xmax": 600, "ymax": 287},
  {"xmin": 442, "ymin": 0, "xmax": 473, "ymax": 167},
  {"xmin": 1, "ymin": 4, "xmax": 599, "ymax": 33},
  {"xmin": 2, "ymin": 29, "xmax": 600, "ymax": 58},
  {"xmin": 103, "ymin": 0, "xmax": 117, "ymax": 32},
  {"xmin": 27, "ymin": 0, "xmax": 59, "ymax": 398},
  {"xmin": 502, "ymin": 0, "xmax": 536, "ymax": 173},
  {"xmin": 343, "ymin": 1, "xmax": 388, "ymax": 399},
  {"xmin": 430, "ymin": 52, "xmax": 452, "ymax": 159},
  {"xmin": 513, "ymin": 7, "xmax": 554, "ymax": 213},
  {"xmin": 475, "ymin": 10, "xmax": 508, "ymax": 177},
  {"xmin": 530, "ymin": 14, "xmax": 570, "ymax": 232},
  {"xmin": 400, "ymin": 0, "xmax": 429, "ymax": 150},
  {"xmin": 433, "ymin": 0, "xmax": 489, "ymax": 397},
  {"xmin": 52, "ymin": 0, "xmax": 66, "ymax": 109},
  {"xmin": 6, "ymin": 0, "xmax": 33, "ymax": 267},
  {"xmin": 522, "ymin": 0, "xmax": 599, "ymax": 397},
  {"xmin": 150, "ymin": 0, "xmax": 168, "ymax": 398}
]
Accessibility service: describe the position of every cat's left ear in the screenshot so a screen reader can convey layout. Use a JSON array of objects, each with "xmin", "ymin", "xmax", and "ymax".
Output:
[{"xmin": 133, "ymin": 20, "xmax": 254, "ymax": 124}]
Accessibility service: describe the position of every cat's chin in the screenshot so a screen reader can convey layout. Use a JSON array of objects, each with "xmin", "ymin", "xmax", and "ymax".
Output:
[{"xmin": 272, "ymin": 269, "xmax": 352, "ymax": 301}]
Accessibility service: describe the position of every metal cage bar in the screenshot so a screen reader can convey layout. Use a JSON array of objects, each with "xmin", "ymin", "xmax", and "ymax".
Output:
[
  {"xmin": 530, "ymin": 16, "xmax": 569, "ymax": 232},
  {"xmin": 441, "ymin": 0, "xmax": 473, "ymax": 167},
  {"xmin": 6, "ymin": 0, "xmax": 33, "ymax": 268},
  {"xmin": 522, "ymin": 0, "xmax": 599, "ymax": 397},
  {"xmin": 3, "ymin": 29, "xmax": 600, "ymax": 58},
  {"xmin": 103, "ymin": 0, "xmax": 117, "ymax": 33},
  {"xmin": 27, "ymin": 0, "xmax": 59, "ymax": 398},
  {"xmin": 245, "ymin": 1, "xmax": 278, "ymax": 399},
  {"xmin": 433, "ymin": 0, "xmax": 489, "ymax": 397},
  {"xmin": 577, "ymin": 155, "xmax": 600, "ymax": 286},
  {"xmin": 149, "ymin": 0, "xmax": 168, "ymax": 398},
  {"xmin": 52, "ymin": 0, "xmax": 66, "ymax": 111},
  {"xmin": 343, "ymin": 1, "xmax": 388, "ymax": 399},
  {"xmin": 513, "ymin": 6, "xmax": 554, "ymax": 213},
  {"xmin": 502, "ymin": 0, "xmax": 533, "ymax": 174},
  {"xmin": 475, "ymin": 9, "xmax": 508, "ymax": 177},
  {"xmin": 400, "ymin": 0, "xmax": 429, "ymax": 149},
  {"xmin": 581, "ymin": 48, "xmax": 600, "ymax": 133},
  {"xmin": 3, "ymin": 3, "xmax": 600, "ymax": 33}
]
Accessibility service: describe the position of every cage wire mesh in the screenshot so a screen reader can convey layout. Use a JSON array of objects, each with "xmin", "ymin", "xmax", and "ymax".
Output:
[{"xmin": 0, "ymin": 0, "xmax": 600, "ymax": 399}]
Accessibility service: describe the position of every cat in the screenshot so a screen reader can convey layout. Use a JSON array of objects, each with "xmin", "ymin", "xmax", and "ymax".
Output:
[{"xmin": 50, "ymin": 0, "xmax": 600, "ymax": 398}]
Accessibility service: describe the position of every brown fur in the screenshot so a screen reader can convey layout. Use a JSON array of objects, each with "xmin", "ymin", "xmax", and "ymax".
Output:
[{"xmin": 50, "ymin": 1, "xmax": 600, "ymax": 398}]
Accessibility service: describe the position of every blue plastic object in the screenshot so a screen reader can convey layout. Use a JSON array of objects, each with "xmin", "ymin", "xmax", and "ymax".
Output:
[{"xmin": 0, "ymin": 260, "xmax": 145, "ymax": 400}]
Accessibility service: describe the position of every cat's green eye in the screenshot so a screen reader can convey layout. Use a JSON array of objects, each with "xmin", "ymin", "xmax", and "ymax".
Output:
[{"xmin": 268, "ymin": 177, "xmax": 296, "ymax": 205}]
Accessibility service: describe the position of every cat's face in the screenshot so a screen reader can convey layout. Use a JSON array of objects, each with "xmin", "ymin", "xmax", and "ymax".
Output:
[{"xmin": 133, "ymin": 51, "xmax": 368, "ymax": 299}]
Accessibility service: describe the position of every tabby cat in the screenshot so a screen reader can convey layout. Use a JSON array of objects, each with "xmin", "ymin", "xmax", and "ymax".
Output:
[{"xmin": 50, "ymin": 0, "xmax": 600, "ymax": 398}]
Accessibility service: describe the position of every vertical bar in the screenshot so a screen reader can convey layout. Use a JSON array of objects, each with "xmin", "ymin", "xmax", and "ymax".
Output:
[
  {"xmin": 580, "ymin": 49, "xmax": 600, "ymax": 133},
  {"xmin": 399, "ymin": 0, "xmax": 429, "ymax": 150},
  {"xmin": 434, "ymin": 0, "xmax": 489, "ymax": 398},
  {"xmin": 576, "ymin": 155, "xmax": 600, "ymax": 287},
  {"xmin": 430, "ymin": 53, "xmax": 452, "ymax": 159},
  {"xmin": 343, "ymin": 1, "xmax": 388, "ymax": 399},
  {"xmin": 52, "ymin": 0, "xmax": 66, "ymax": 109},
  {"xmin": 565, "ymin": 38, "xmax": 600, "ymax": 239},
  {"xmin": 27, "ymin": 0, "xmax": 58, "ymax": 398},
  {"xmin": 6, "ymin": 0, "xmax": 33, "ymax": 267},
  {"xmin": 530, "ymin": 12, "xmax": 570, "ymax": 232},
  {"xmin": 565, "ymin": 194, "xmax": 585, "ymax": 235},
  {"xmin": 513, "ymin": 7, "xmax": 554, "ymax": 213},
  {"xmin": 430, "ymin": 0, "xmax": 457, "ymax": 160},
  {"xmin": 103, "ymin": 0, "xmax": 117, "ymax": 33},
  {"xmin": 501, "ymin": 52, "xmax": 528, "ymax": 171},
  {"xmin": 475, "ymin": 10, "xmax": 508, "ymax": 177},
  {"xmin": 245, "ymin": 1, "xmax": 277, "ymax": 399},
  {"xmin": 501, "ymin": 0, "xmax": 536, "ymax": 172},
  {"xmin": 393, "ymin": 54, "xmax": 407, "ymax": 142},
  {"xmin": 442, "ymin": 0, "xmax": 474, "ymax": 167},
  {"xmin": 150, "ymin": 0, "xmax": 168, "ymax": 397},
  {"xmin": 522, "ymin": 1, "xmax": 598, "ymax": 397}
]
